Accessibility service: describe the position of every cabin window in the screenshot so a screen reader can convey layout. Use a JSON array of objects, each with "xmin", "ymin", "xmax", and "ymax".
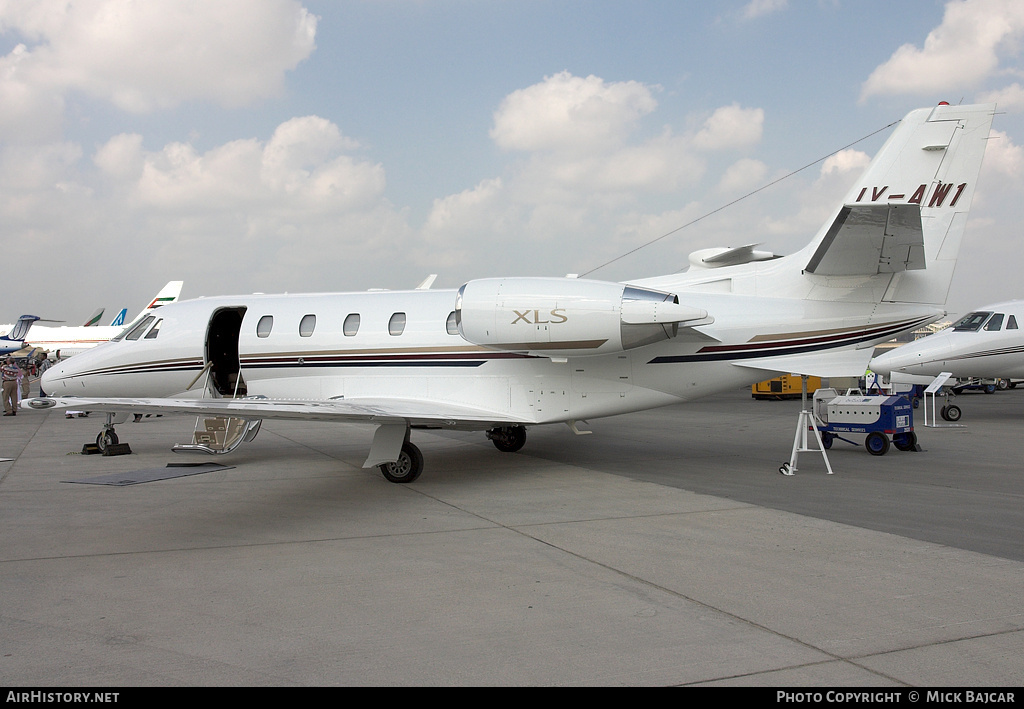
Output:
[
  {"xmin": 1009, "ymin": 315, "xmax": 1019, "ymax": 330},
  {"xmin": 343, "ymin": 313, "xmax": 360, "ymax": 337},
  {"xmin": 256, "ymin": 315, "xmax": 274, "ymax": 338},
  {"xmin": 953, "ymin": 311, "xmax": 992, "ymax": 332},
  {"xmin": 389, "ymin": 312, "xmax": 406, "ymax": 336},
  {"xmin": 124, "ymin": 315, "xmax": 155, "ymax": 341},
  {"xmin": 144, "ymin": 319, "xmax": 163, "ymax": 339},
  {"xmin": 299, "ymin": 314, "xmax": 316, "ymax": 337},
  {"xmin": 446, "ymin": 311, "xmax": 459, "ymax": 336},
  {"xmin": 985, "ymin": 313, "xmax": 1005, "ymax": 331}
]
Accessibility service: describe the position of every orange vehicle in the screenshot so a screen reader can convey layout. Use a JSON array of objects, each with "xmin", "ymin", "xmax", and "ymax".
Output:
[{"xmin": 751, "ymin": 375, "xmax": 823, "ymax": 400}]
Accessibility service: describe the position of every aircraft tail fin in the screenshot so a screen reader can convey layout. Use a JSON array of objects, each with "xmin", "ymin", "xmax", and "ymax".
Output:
[
  {"xmin": 108, "ymin": 308, "xmax": 128, "ymax": 327},
  {"xmin": 802, "ymin": 102, "xmax": 995, "ymax": 305},
  {"xmin": 125, "ymin": 281, "xmax": 184, "ymax": 327},
  {"xmin": 82, "ymin": 308, "xmax": 105, "ymax": 327},
  {"xmin": 1, "ymin": 315, "xmax": 40, "ymax": 343}
]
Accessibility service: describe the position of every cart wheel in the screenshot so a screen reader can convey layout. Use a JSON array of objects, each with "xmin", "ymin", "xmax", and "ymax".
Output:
[
  {"xmin": 821, "ymin": 432, "xmax": 833, "ymax": 449},
  {"xmin": 893, "ymin": 431, "xmax": 918, "ymax": 452},
  {"xmin": 779, "ymin": 463, "xmax": 794, "ymax": 476},
  {"xmin": 865, "ymin": 432, "xmax": 890, "ymax": 456}
]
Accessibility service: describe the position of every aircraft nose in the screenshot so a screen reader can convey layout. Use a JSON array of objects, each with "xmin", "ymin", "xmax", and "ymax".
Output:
[
  {"xmin": 870, "ymin": 339, "xmax": 951, "ymax": 376},
  {"xmin": 40, "ymin": 359, "xmax": 70, "ymax": 395}
]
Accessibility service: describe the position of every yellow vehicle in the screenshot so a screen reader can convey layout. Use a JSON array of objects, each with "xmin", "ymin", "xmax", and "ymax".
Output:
[{"xmin": 752, "ymin": 375, "xmax": 823, "ymax": 400}]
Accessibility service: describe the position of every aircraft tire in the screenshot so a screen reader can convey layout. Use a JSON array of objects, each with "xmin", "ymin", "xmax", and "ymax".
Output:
[
  {"xmin": 941, "ymin": 404, "xmax": 962, "ymax": 422},
  {"xmin": 489, "ymin": 425, "xmax": 527, "ymax": 453},
  {"xmin": 379, "ymin": 441, "xmax": 423, "ymax": 483},
  {"xmin": 96, "ymin": 430, "xmax": 118, "ymax": 452},
  {"xmin": 865, "ymin": 432, "xmax": 889, "ymax": 456}
]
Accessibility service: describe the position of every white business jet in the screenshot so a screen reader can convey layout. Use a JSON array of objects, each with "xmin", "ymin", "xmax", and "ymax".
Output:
[
  {"xmin": 870, "ymin": 300, "xmax": 1024, "ymax": 419},
  {"xmin": 32, "ymin": 103, "xmax": 995, "ymax": 482},
  {"xmin": 23, "ymin": 282, "xmax": 182, "ymax": 359}
]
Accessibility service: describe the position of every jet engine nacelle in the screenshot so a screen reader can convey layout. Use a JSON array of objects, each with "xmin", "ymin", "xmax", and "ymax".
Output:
[{"xmin": 455, "ymin": 277, "xmax": 710, "ymax": 357}]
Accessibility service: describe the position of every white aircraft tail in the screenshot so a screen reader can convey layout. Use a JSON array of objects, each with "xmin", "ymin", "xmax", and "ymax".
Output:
[
  {"xmin": 124, "ymin": 281, "xmax": 184, "ymax": 327},
  {"xmin": 797, "ymin": 102, "xmax": 995, "ymax": 305},
  {"xmin": 82, "ymin": 308, "xmax": 105, "ymax": 327},
  {"xmin": 1, "ymin": 315, "xmax": 40, "ymax": 344}
]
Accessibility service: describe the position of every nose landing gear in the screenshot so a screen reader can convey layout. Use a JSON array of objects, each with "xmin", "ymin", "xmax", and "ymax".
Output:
[{"xmin": 88, "ymin": 413, "xmax": 132, "ymax": 456}]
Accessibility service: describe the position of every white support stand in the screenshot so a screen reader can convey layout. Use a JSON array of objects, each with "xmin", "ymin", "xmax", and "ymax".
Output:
[
  {"xmin": 779, "ymin": 375, "xmax": 833, "ymax": 476},
  {"xmin": 922, "ymin": 372, "xmax": 953, "ymax": 427}
]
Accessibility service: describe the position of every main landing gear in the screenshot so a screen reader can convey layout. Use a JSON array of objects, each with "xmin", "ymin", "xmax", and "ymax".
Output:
[
  {"xmin": 379, "ymin": 441, "xmax": 424, "ymax": 484},
  {"xmin": 487, "ymin": 425, "xmax": 527, "ymax": 453},
  {"xmin": 377, "ymin": 425, "xmax": 528, "ymax": 484}
]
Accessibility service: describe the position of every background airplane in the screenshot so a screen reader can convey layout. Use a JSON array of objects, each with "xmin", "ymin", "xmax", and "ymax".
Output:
[
  {"xmin": 870, "ymin": 300, "xmax": 1024, "ymax": 420},
  {"xmin": 18, "ymin": 282, "xmax": 182, "ymax": 359},
  {"xmin": 0, "ymin": 315, "xmax": 41, "ymax": 355},
  {"xmin": 32, "ymin": 103, "xmax": 996, "ymax": 482}
]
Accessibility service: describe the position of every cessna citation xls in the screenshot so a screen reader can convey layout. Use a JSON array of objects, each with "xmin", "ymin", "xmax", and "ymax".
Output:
[{"xmin": 32, "ymin": 103, "xmax": 996, "ymax": 482}]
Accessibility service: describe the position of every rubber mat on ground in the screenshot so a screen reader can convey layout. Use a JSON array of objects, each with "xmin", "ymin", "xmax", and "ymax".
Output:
[{"xmin": 63, "ymin": 463, "xmax": 234, "ymax": 486}]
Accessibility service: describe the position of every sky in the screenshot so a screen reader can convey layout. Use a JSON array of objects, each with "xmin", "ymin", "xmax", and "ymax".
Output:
[{"xmin": 3, "ymin": 0, "xmax": 1024, "ymax": 324}]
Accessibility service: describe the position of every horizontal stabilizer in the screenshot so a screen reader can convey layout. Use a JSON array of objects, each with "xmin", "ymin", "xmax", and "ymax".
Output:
[{"xmin": 805, "ymin": 204, "xmax": 923, "ymax": 276}]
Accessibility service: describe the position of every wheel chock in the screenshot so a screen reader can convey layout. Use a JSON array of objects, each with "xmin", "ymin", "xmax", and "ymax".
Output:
[
  {"xmin": 101, "ymin": 443, "xmax": 132, "ymax": 457},
  {"xmin": 81, "ymin": 443, "xmax": 101, "ymax": 455}
]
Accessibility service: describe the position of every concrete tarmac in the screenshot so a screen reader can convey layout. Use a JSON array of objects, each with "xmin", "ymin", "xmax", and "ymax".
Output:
[{"xmin": 1, "ymin": 386, "xmax": 1023, "ymax": 686}]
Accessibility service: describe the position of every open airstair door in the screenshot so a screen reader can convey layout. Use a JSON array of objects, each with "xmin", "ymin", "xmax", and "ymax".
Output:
[
  {"xmin": 175, "ymin": 306, "xmax": 259, "ymax": 455},
  {"xmin": 205, "ymin": 307, "xmax": 247, "ymax": 397}
]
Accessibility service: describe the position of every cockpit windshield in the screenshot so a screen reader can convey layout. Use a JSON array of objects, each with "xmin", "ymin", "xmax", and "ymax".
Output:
[{"xmin": 952, "ymin": 311, "xmax": 993, "ymax": 332}]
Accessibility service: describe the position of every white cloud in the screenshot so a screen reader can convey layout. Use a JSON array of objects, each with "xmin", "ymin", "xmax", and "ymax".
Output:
[
  {"xmin": 820, "ymin": 149, "xmax": 870, "ymax": 176},
  {"xmin": 490, "ymin": 71, "xmax": 658, "ymax": 154},
  {"xmin": 718, "ymin": 158, "xmax": 768, "ymax": 193},
  {"xmin": 742, "ymin": 0, "xmax": 789, "ymax": 20},
  {"xmin": 692, "ymin": 104, "xmax": 764, "ymax": 150},
  {"xmin": 977, "ymin": 83, "xmax": 1024, "ymax": 111},
  {"xmin": 861, "ymin": 0, "xmax": 1024, "ymax": 100},
  {"xmin": 130, "ymin": 116, "xmax": 385, "ymax": 214},
  {"xmin": 0, "ymin": 0, "xmax": 317, "ymax": 140},
  {"xmin": 0, "ymin": 114, "xmax": 409, "ymax": 308}
]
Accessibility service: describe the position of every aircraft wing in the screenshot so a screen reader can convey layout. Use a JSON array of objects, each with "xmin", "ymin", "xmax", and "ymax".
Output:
[
  {"xmin": 731, "ymin": 347, "xmax": 874, "ymax": 378},
  {"xmin": 27, "ymin": 395, "xmax": 527, "ymax": 430}
]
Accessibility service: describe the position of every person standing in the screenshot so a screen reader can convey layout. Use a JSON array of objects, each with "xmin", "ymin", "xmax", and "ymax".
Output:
[
  {"xmin": 2, "ymin": 357, "xmax": 20, "ymax": 416},
  {"xmin": 20, "ymin": 359, "xmax": 33, "ymax": 400}
]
